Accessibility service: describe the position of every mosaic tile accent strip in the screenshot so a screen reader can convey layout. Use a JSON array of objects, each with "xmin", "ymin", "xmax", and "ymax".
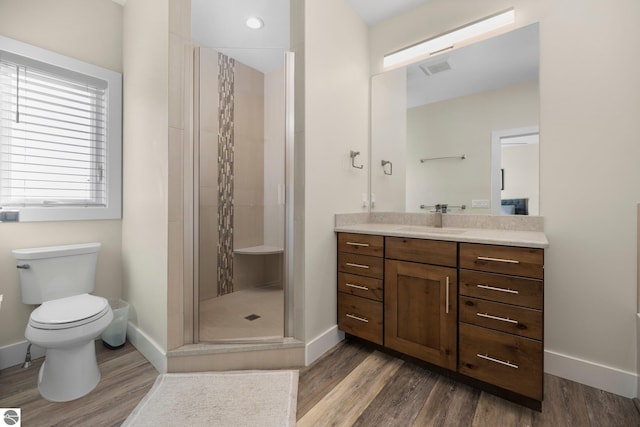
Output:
[{"xmin": 217, "ymin": 53, "xmax": 235, "ymax": 296}]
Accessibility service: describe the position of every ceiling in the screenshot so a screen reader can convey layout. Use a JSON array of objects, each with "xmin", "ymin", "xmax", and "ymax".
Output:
[
  {"xmin": 191, "ymin": 0, "xmax": 428, "ymax": 72},
  {"xmin": 191, "ymin": 0, "xmax": 290, "ymax": 73},
  {"xmin": 190, "ymin": 1, "xmax": 538, "ymax": 107},
  {"xmin": 346, "ymin": 0, "xmax": 427, "ymax": 25}
]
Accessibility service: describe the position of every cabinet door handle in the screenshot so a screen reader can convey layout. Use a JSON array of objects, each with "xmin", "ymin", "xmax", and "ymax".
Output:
[
  {"xmin": 476, "ymin": 256, "xmax": 520, "ymax": 264},
  {"xmin": 476, "ymin": 312, "xmax": 518, "ymax": 324},
  {"xmin": 345, "ymin": 262, "xmax": 369, "ymax": 269},
  {"xmin": 477, "ymin": 353, "xmax": 519, "ymax": 369},
  {"xmin": 346, "ymin": 313, "xmax": 369, "ymax": 323},
  {"xmin": 477, "ymin": 284, "xmax": 519, "ymax": 294},
  {"xmin": 346, "ymin": 283, "xmax": 369, "ymax": 291},
  {"xmin": 346, "ymin": 241, "xmax": 369, "ymax": 247},
  {"xmin": 445, "ymin": 276, "xmax": 450, "ymax": 314}
]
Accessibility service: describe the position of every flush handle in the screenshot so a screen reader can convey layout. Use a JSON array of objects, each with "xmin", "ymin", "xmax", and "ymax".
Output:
[{"xmin": 16, "ymin": 264, "xmax": 30, "ymax": 269}]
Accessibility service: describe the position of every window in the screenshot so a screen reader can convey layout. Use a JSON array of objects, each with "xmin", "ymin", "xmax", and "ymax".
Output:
[{"xmin": 0, "ymin": 35, "xmax": 121, "ymax": 221}]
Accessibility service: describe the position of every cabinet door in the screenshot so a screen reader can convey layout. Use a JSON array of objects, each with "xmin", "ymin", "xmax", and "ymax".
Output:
[{"xmin": 385, "ymin": 259, "xmax": 457, "ymax": 370}]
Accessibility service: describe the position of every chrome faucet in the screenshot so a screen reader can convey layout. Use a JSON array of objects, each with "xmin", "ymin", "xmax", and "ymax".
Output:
[
  {"xmin": 436, "ymin": 204, "xmax": 448, "ymax": 214},
  {"xmin": 433, "ymin": 204, "xmax": 448, "ymax": 228}
]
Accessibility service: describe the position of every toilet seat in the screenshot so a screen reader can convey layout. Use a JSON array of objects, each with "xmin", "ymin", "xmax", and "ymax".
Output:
[{"xmin": 30, "ymin": 294, "xmax": 110, "ymax": 330}]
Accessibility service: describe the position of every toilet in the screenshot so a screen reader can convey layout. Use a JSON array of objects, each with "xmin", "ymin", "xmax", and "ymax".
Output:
[{"xmin": 13, "ymin": 242, "xmax": 113, "ymax": 402}]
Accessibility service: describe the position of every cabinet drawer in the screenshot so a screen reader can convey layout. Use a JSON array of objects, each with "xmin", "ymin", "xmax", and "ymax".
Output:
[
  {"xmin": 459, "ymin": 243, "xmax": 544, "ymax": 279},
  {"xmin": 338, "ymin": 233, "xmax": 384, "ymax": 257},
  {"xmin": 458, "ymin": 323, "xmax": 542, "ymax": 400},
  {"xmin": 338, "ymin": 272, "xmax": 383, "ymax": 301},
  {"xmin": 386, "ymin": 237, "xmax": 456, "ymax": 267},
  {"xmin": 460, "ymin": 296, "xmax": 542, "ymax": 340},
  {"xmin": 459, "ymin": 270, "xmax": 543, "ymax": 309},
  {"xmin": 338, "ymin": 252, "xmax": 384, "ymax": 279},
  {"xmin": 338, "ymin": 293, "xmax": 383, "ymax": 345}
]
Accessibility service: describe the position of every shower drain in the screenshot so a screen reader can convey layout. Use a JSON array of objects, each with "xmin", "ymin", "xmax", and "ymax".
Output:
[{"xmin": 244, "ymin": 314, "xmax": 261, "ymax": 321}]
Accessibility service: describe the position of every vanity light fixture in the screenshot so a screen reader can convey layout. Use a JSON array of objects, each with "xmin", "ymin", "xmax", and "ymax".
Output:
[
  {"xmin": 383, "ymin": 8, "xmax": 515, "ymax": 69},
  {"xmin": 246, "ymin": 16, "xmax": 264, "ymax": 30}
]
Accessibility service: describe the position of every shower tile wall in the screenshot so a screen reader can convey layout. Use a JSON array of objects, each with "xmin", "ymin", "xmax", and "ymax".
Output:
[
  {"xmin": 232, "ymin": 60, "xmax": 266, "ymax": 293},
  {"xmin": 264, "ymin": 66, "xmax": 285, "ymax": 250},
  {"xmin": 263, "ymin": 65, "xmax": 286, "ymax": 286},
  {"xmin": 217, "ymin": 53, "xmax": 235, "ymax": 296},
  {"xmin": 198, "ymin": 48, "xmax": 276, "ymax": 300},
  {"xmin": 198, "ymin": 48, "xmax": 220, "ymax": 301}
]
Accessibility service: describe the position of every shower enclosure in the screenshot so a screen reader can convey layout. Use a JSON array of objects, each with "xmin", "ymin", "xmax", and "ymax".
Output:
[{"xmin": 193, "ymin": 47, "xmax": 292, "ymax": 344}]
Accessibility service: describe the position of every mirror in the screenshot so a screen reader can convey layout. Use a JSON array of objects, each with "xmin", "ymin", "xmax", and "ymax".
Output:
[{"xmin": 371, "ymin": 23, "xmax": 539, "ymax": 215}]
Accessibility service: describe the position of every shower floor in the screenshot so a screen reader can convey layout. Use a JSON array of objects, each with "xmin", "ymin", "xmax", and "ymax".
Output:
[{"xmin": 198, "ymin": 285, "xmax": 284, "ymax": 343}]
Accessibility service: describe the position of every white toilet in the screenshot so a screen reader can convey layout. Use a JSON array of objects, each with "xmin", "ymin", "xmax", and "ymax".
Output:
[{"xmin": 13, "ymin": 242, "xmax": 113, "ymax": 402}]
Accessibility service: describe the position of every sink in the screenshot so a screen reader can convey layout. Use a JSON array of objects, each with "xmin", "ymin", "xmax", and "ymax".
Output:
[{"xmin": 394, "ymin": 226, "xmax": 467, "ymax": 235}]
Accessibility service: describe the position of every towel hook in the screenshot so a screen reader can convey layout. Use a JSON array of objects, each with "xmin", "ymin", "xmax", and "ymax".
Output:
[
  {"xmin": 381, "ymin": 160, "xmax": 393, "ymax": 175},
  {"xmin": 350, "ymin": 150, "xmax": 363, "ymax": 169}
]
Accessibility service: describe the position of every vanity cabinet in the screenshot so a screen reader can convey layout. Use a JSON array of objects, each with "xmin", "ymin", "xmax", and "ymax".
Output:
[
  {"xmin": 336, "ymin": 232, "xmax": 545, "ymax": 408},
  {"xmin": 337, "ymin": 233, "xmax": 384, "ymax": 345},
  {"xmin": 385, "ymin": 237, "xmax": 457, "ymax": 370},
  {"xmin": 458, "ymin": 243, "xmax": 544, "ymax": 401}
]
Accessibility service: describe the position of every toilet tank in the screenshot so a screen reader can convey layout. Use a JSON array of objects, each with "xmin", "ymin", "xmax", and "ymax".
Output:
[{"xmin": 13, "ymin": 243, "xmax": 102, "ymax": 304}]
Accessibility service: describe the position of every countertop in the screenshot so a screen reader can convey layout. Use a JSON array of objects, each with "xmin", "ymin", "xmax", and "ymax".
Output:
[{"xmin": 335, "ymin": 223, "xmax": 549, "ymax": 248}]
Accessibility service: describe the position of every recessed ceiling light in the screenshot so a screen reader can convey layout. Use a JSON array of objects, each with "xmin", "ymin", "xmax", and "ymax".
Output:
[{"xmin": 246, "ymin": 16, "xmax": 264, "ymax": 30}]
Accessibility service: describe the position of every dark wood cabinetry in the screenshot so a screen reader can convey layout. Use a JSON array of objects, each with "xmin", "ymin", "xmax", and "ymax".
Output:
[
  {"xmin": 336, "ymin": 232, "xmax": 545, "ymax": 409},
  {"xmin": 337, "ymin": 233, "xmax": 384, "ymax": 345},
  {"xmin": 385, "ymin": 259, "xmax": 457, "ymax": 370},
  {"xmin": 458, "ymin": 243, "xmax": 544, "ymax": 402},
  {"xmin": 384, "ymin": 237, "xmax": 457, "ymax": 370}
]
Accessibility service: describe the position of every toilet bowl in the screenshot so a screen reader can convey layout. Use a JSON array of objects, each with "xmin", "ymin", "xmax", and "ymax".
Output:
[
  {"xmin": 13, "ymin": 242, "xmax": 113, "ymax": 402},
  {"xmin": 26, "ymin": 294, "xmax": 113, "ymax": 402}
]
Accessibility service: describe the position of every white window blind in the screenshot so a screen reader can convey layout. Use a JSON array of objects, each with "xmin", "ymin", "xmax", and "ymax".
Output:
[{"xmin": 0, "ymin": 51, "xmax": 108, "ymax": 207}]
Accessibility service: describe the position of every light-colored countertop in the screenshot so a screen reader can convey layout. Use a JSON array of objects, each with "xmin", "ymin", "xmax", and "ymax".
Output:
[{"xmin": 335, "ymin": 223, "xmax": 549, "ymax": 248}]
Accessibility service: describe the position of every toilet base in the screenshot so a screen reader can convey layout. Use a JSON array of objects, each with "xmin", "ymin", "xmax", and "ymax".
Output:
[{"xmin": 38, "ymin": 340, "xmax": 101, "ymax": 402}]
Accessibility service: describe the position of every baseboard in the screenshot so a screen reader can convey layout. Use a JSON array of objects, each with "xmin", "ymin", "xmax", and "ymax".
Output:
[
  {"xmin": 305, "ymin": 325, "xmax": 345, "ymax": 366},
  {"xmin": 0, "ymin": 340, "xmax": 46, "ymax": 370},
  {"xmin": 545, "ymin": 349, "xmax": 637, "ymax": 398},
  {"xmin": 126, "ymin": 321, "xmax": 167, "ymax": 373},
  {"xmin": 0, "ymin": 324, "xmax": 166, "ymax": 373}
]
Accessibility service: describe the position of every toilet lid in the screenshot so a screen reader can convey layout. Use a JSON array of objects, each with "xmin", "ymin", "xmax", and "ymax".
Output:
[{"xmin": 30, "ymin": 294, "xmax": 110, "ymax": 330}]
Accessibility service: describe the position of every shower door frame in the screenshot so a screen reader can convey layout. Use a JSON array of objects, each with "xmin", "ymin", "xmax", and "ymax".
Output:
[{"xmin": 191, "ymin": 50, "xmax": 295, "ymax": 344}]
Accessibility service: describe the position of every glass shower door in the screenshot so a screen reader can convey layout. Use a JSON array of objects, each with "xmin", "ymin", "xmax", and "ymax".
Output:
[{"xmin": 195, "ymin": 47, "xmax": 288, "ymax": 343}]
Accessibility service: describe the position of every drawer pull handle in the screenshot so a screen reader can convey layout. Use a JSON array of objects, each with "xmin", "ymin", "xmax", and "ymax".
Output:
[
  {"xmin": 476, "ymin": 256, "xmax": 520, "ymax": 264},
  {"xmin": 477, "ymin": 353, "xmax": 519, "ymax": 369},
  {"xmin": 477, "ymin": 284, "xmax": 519, "ymax": 294},
  {"xmin": 346, "ymin": 313, "xmax": 369, "ymax": 323},
  {"xmin": 346, "ymin": 241, "xmax": 369, "ymax": 247},
  {"xmin": 476, "ymin": 312, "xmax": 518, "ymax": 324},
  {"xmin": 445, "ymin": 276, "xmax": 450, "ymax": 314},
  {"xmin": 346, "ymin": 283, "xmax": 369, "ymax": 291},
  {"xmin": 346, "ymin": 262, "xmax": 370, "ymax": 269}
]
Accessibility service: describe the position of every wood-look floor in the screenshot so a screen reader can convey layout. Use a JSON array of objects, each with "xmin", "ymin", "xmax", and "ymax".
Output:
[
  {"xmin": 298, "ymin": 340, "xmax": 640, "ymax": 427},
  {"xmin": 0, "ymin": 340, "xmax": 158, "ymax": 426},
  {"xmin": 1, "ymin": 339, "xmax": 639, "ymax": 426}
]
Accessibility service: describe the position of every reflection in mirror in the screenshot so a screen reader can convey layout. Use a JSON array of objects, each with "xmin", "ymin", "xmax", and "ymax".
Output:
[
  {"xmin": 491, "ymin": 127, "xmax": 539, "ymax": 215},
  {"xmin": 371, "ymin": 23, "xmax": 539, "ymax": 215}
]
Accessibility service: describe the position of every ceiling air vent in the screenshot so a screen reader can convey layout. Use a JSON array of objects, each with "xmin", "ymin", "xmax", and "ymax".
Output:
[{"xmin": 419, "ymin": 59, "xmax": 452, "ymax": 76}]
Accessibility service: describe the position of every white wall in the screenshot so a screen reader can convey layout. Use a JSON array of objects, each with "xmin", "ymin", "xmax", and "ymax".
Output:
[
  {"xmin": 371, "ymin": 0, "xmax": 640, "ymax": 397},
  {"xmin": 370, "ymin": 68, "xmax": 407, "ymax": 212},
  {"xmin": 303, "ymin": 0, "xmax": 369, "ymax": 359},
  {"xmin": 0, "ymin": 0, "xmax": 123, "ymax": 353},
  {"xmin": 122, "ymin": 0, "xmax": 169, "ymax": 352}
]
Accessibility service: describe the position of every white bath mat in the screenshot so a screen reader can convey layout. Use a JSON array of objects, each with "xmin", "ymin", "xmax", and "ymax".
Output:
[{"xmin": 122, "ymin": 370, "xmax": 298, "ymax": 427}]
